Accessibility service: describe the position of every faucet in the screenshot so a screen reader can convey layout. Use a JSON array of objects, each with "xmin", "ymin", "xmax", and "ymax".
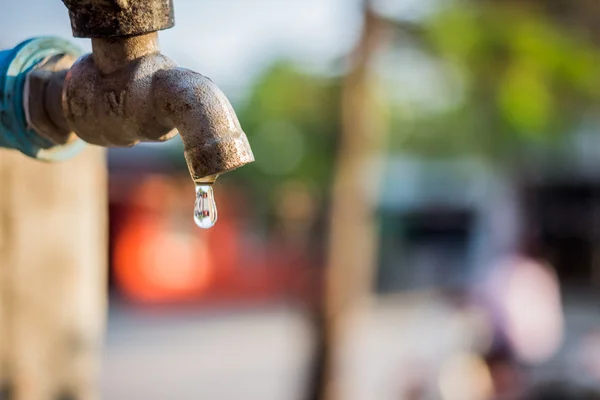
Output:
[{"xmin": 0, "ymin": 0, "xmax": 254, "ymax": 184}]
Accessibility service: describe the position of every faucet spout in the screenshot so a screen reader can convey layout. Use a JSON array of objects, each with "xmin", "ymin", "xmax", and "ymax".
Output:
[{"xmin": 153, "ymin": 68, "xmax": 255, "ymax": 182}]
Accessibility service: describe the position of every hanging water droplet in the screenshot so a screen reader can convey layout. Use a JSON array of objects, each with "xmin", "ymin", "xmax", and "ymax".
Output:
[{"xmin": 194, "ymin": 184, "xmax": 218, "ymax": 229}]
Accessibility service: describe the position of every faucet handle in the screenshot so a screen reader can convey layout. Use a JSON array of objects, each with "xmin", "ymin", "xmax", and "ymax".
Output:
[{"xmin": 62, "ymin": 0, "xmax": 175, "ymax": 38}]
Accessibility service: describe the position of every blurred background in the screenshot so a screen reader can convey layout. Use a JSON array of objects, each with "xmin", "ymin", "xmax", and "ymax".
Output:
[{"xmin": 5, "ymin": 0, "xmax": 600, "ymax": 399}]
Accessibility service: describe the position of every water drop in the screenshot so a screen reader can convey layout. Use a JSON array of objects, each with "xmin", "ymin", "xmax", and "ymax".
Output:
[{"xmin": 194, "ymin": 184, "xmax": 218, "ymax": 229}]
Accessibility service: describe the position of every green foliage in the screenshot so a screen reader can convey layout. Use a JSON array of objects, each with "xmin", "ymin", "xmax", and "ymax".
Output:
[
  {"xmin": 390, "ymin": 2, "xmax": 600, "ymax": 160},
  {"xmin": 229, "ymin": 61, "xmax": 341, "ymax": 214}
]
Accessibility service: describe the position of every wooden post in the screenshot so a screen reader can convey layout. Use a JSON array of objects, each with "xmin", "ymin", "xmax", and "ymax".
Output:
[
  {"xmin": 0, "ymin": 146, "xmax": 107, "ymax": 400},
  {"xmin": 0, "ymin": 149, "xmax": 10, "ymax": 399}
]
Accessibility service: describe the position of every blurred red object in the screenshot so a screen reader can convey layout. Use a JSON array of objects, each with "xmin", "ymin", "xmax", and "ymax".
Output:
[
  {"xmin": 114, "ymin": 213, "xmax": 214, "ymax": 303},
  {"xmin": 112, "ymin": 176, "xmax": 214, "ymax": 303},
  {"xmin": 110, "ymin": 173, "xmax": 317, "ymax": 305}
]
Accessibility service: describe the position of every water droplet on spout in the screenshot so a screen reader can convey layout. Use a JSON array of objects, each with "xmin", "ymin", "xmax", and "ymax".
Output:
[{"xmin": 194, "ymin": 184, "xmax": 218, "ymax": 229}]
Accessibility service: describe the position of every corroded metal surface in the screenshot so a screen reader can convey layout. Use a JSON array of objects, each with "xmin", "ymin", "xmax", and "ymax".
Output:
[
  {"xmin": 62, "ymin": 0, "xmax": 175, "ymax": 38},
  {"xmin": 61, "ymin": 30, "xmax": 254, "ymax": 180},
  {"xmin": 25, "ymin": 54, "xmax": 78, "ymax": 145},
  {"xmin": 63, "ymin": 49, "xmax": 178, "ymax": 146},
  {"xmin": 91, "ymin": 32, "xmax": 161, "ymax": 74},
  {"xmin": 153, "ymin": 68, "xmax": 255, "ymax": 181}
]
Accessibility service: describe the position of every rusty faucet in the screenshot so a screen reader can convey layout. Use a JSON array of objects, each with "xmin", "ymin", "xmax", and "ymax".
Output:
[{"xmin": 2, "ymin": 0, "xmax": 254, "ymax": 185}]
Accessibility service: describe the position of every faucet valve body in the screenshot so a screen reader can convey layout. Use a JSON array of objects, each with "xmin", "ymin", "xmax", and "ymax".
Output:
[
  {"xmin": 58, "ymin": 0, "xmax": 254, "ymax": 181},
  {"xmin": 63, "ymin": 43, "xmax": 179, "ymax": 147},
  {"xmin": 62, "ymin": 31, "xmax": 254, "ymax": 181}
]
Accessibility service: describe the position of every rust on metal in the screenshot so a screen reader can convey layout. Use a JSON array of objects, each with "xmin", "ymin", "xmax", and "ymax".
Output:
[
  {"xmin": 153, "ymin": 68, "xmax": 255, "ymax": 181},
  {"xmin": 24, "ymin": 54, "xmax": 79, "ymax": 145},
  {"xmin": 62, "ymin": 0, "xmax": 175, "ymax": 38},
  {"xmin": 91, "ymin": 32, "xmax": 161, "ymax": 74},
  {"xmin": 58, "ymin": 28, "xmax": 254, "ymax": 181}
]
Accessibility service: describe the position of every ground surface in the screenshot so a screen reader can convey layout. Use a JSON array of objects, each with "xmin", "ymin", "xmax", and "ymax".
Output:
[{"xmin": 101, "ymin": 303, "xmax": 313, "ymax": 400}]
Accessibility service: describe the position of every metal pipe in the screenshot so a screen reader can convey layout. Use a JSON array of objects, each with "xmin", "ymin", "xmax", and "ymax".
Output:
[
  {"xmin": 27, "ymin": 54, "xmax": 78, "ymax": 145},
  {"xmin": 91, "ymin": 32, "xmax": 160, "ymax": 74}
]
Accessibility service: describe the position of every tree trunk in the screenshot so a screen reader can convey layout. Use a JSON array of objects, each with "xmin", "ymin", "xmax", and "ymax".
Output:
[
  {"xmin": 311, "ymin": 3, "xmax": 389, "ymax": 399},
  {"xmin": 0, "ymin": 147, "xmax": 107, "ymax": 400}
]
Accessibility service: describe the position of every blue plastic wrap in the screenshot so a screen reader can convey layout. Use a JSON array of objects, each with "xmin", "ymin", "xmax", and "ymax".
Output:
[{"xmin": 0, "ymin": 37, "xmax": 85, "ymax": 161}]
